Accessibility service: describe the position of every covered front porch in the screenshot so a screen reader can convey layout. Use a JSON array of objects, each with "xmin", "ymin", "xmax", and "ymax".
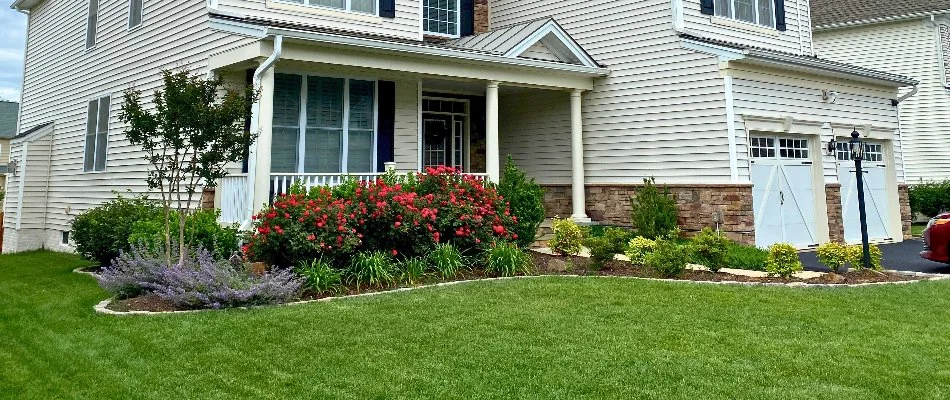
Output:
[{"xmin": 208, "ymin": 15, "xmax": 609, "ymax": 226}]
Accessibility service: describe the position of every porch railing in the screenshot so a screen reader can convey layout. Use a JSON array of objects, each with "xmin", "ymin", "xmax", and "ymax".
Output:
[{"xmin": 219, "ymin": 174, "xmax": 250, "ymax": 225}]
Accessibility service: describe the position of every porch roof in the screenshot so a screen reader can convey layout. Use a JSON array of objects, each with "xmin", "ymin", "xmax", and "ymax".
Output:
[
  {"xmin": 208, "ymin": 13, "xmax": 609, "ymax": 90},
  {"xmin": 447, "ymin": 18, "xmax": 602, "ymax": 68}
]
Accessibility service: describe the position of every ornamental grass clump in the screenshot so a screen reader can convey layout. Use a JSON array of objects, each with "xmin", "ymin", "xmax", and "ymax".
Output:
[
  {"xmin": 297, "ymin": 258, "xmax": 344, "ymax": 295},
  {"xmin": 395, "ymin": 257, "xmax": 428, "ymax": 285},
  {"xmin": 347, "ymin": 251, "xmax": 396, "ymax": 291},
  {"xmin": 484, "ymin": 241, "xmax": 533, "ymax": 277},
  {"xmin": 765, "ymin": 243, "xmax": 803, "ymax": 278},
  {"xmin": 429, "ymin": 243, "xmax": 465, "ymax": 279}
]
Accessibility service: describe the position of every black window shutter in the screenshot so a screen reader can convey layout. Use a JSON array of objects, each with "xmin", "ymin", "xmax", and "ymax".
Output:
[
  {"xmin": 460, "ymin": 0, "xmax": 475, "ymax": 36},
  {"xmin": 379, "ymin": 0, "xmax": 395, "ymax": 18},
  {"xmin": 774, "ymin": 0, "xmax": 787, "ymax": 31},
  {"xmin": 700, "ymin": 0, "xmax": 714, "ymax": 15},
  {"xmin": 376, "ymin": 81, "xmax": 396, "ymax": 172}
]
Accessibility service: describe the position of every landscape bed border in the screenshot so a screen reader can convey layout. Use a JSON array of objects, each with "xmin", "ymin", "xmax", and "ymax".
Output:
[{"xmin": 74, "ymin": 268, "xmax": 950, "ymax": 316}]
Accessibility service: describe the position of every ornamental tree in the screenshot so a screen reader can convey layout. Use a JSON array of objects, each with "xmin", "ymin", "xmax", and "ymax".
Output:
[{"xmin": 119, "ymin": 70, "xmax": 258, "ymax": 264}]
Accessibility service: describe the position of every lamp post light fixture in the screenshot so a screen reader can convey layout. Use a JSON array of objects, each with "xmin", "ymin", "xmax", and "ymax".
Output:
[{"xmin": 849, "ymin": 129, "xmax": 872, "ymax": 269}]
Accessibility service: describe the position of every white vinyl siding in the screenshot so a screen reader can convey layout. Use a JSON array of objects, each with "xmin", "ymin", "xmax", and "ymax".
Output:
[
  {"xmin": 280, "ymin": 0, "xmax": 375, "ymax": 15},
  {"xmin": 217, "ymin": 0, "xmax": 421, "ymax": 41},
  {"xmin": 684, "ymin": 0, "xmax": 811, "ymax": 55},
  {"xmin": 424, "ymin": 0, "xmax": 459, "ymax": 36},
  {"xmin": 128, "ymin": 0, "xmax": 144, "ymax": 29},
  {"xmin": 714, "ymin": 0, "xmax": 775, "ymax": 28},
  {"xmin": 85, "ymin": 0, "xmax": 98, "ymax": 49},
  {"xmin": 815, "ymin": 19, "xmax": 950, "ymax": 182},
  {"xmin": 83, "ymin": 96, "xmax": 110, "ymax": 172},
  {"xmin": 272, "ymin": 73, "xmax": 377, "ymax": 174}
]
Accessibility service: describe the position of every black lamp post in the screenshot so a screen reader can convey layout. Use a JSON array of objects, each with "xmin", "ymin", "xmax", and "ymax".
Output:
[{"xmin": 849, "ymin": 129, "xmax": 872, "ymax": 269}]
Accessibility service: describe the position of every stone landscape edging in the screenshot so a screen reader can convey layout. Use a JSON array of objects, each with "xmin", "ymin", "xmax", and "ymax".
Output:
[{"xmin": 74, "ymin": 268, "xmax": 950, "ymax": 316}]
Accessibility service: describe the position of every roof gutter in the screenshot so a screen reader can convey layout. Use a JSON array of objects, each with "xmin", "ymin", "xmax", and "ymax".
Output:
[
  {"xmin": 243, "ymin": 33, "xmax": 282, "ymax": 230},
  {"xmin": 814, "ymin": 9, "xmax": 950, "ymax": 31},
  {"xmin": 744, "ymin": 49, "xmax": 919, "ymax": 87}
]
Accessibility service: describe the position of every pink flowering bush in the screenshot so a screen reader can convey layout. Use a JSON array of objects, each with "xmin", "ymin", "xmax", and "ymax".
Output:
[{"xmin": 245, "ymin": 167, "xmax": 519, "ymax": 267}]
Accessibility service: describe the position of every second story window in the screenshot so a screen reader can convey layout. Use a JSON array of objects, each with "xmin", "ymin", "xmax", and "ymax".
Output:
[
  {"xmin": 85, "ymin": 0, "xmax": 99, "ymax": 49},
  {"xmin": 714, "ymin": 0, "xmax": 775, "ymax": 28},
  {"xmin": 84, "ymin": 96, "xmax": 111, "ymax": 172},
  {"xmin": 285, "ymin": 0, "xmax": 375, "ymax": 14},
  {"xmin": 129, "ymin": 0, "xmax": 144, "ymax": 29},
  {"xmin": 424, "ymin": 0, "xmax": 459, "ymax": 37}
]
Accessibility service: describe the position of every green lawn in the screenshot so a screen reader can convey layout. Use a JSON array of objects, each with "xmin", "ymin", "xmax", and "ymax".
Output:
[
  {"xmin": 3, "ymin": 251, "xmax": 950, "ymax": 399},
  {"xmin": 913, "ymin": 223, "xmax": 928, "ymax": 237}
]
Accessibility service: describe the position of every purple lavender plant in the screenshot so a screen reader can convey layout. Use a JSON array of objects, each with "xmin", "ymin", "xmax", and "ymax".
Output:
[{"xmin": 96, "ymin": 245, "xmax": 169, "ymax": 298}]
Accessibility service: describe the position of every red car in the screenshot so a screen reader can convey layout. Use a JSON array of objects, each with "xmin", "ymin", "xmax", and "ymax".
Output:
[{"xmin": 922, "ymin": 212, "xmax": 950, "ymax": 264}]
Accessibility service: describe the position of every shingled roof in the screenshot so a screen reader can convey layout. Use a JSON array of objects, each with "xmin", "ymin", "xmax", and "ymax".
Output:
[
  {"xmin": 0, "ymin": 101, "xmax": 19, "ymax": 140},
  {"xmin": 811, "ymin": 0, "xmax": 950, "ymax": 28}
]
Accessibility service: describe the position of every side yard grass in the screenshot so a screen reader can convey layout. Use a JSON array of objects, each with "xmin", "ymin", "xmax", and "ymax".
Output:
[{"xmin": 2, "ymin": 251, "xmax": 950, "ymax": 399}]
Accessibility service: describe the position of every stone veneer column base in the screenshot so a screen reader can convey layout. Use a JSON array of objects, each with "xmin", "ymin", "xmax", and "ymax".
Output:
[
  {"xmin": 825, "ymin": 184, "xmax": 844, "ymax": 243},
  {"xmin": 898, "ymin": 184, "xmax": 912, "ymax": 240},
  {"xmin": 541, "ymin": 184, "xmax": 756, "ymax": 245}
]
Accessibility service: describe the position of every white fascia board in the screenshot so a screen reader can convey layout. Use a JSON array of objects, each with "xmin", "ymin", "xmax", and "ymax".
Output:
[
  {"xmin": 502, "ymin": 20, "xmax": 601, "ymax": 68},
  {"xmin": 744, "ymin": 51, "xmax": 919, "ymax": 87},
  {"xmin": 680, "ymin": 39, "xmax": 746, "ymax": 61},
  {"xmin": 210, "ymin": 19, "xmax": 610, "ymax": 78},
  {"xmin": 10, "ymin": 0, "xmax": 43, "ymax": 11}
]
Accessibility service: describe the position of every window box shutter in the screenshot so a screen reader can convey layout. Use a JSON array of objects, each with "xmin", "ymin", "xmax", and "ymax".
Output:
[
  {"xmin": 379, "ymin": 0, "xmax": 395, "ymax": 18},
  {"xmin": 775, "ymin": 0, "xmax": 787, "ymax": 31},
  {"xmin": 700, "ymin": 0, "xmax": 714, "ymax": 15},
  {"xmin": 461, "ymin": 0, "xmax": 475, "ymax": 36},
  {"xmin": 376, "ymin": 81, "xmax": 396, "ymax": 172}
]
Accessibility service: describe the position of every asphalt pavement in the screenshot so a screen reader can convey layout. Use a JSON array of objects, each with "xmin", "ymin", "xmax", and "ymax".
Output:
[{"xmin": 800, "ymin": 239, "xmax": 950, "ymax": 274}]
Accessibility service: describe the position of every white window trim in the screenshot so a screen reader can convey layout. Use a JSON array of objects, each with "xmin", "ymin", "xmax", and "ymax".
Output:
[
  {"xmin": 85, "ymin": 0, "xmax": 99, "ymax": 51},
  {"xmin": 714, "ymin": 0, "xmax": 777, "ymax": 29},
  {"xmin": 272, "ymin": 0, "xmax": 378, "ymax": 17},
  {"xmin": 423, "ymin": 0, "xmax": 461, "ymax": 38},
  {"xmin": 83, "ymin": 94, "xmax": 112, "ymax": 173},
  {"xmin": 127, "ymin": 0, "xmax": 145, "ymax": 31},
  {"xmin": 280, "ymin": 72, "xmax": 379, "ymax": 174}
]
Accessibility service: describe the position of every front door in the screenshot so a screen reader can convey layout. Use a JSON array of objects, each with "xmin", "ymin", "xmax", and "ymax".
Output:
[{"xmin": 422, "ymin": 97, "xmax": 468, "ymax": 170}]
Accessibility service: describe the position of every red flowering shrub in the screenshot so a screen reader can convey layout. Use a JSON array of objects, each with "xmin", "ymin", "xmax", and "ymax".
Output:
[{"xmin": 244, "ymin": 167, "xmax": 518, "ymax": 267}]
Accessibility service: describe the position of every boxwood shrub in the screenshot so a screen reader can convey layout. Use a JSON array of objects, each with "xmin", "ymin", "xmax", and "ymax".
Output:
[{"xmin": 71, "ymin": 194, "xmax": 162, "ymax": 266}]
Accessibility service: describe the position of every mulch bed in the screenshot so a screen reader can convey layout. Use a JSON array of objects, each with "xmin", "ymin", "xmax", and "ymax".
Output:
[{"xmin": 108, "ymin": 294, "xmax": 178, "ymax": 313}]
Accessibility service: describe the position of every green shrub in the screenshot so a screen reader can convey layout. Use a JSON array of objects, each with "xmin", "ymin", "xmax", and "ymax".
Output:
[
  {"xmin": 630, "ymin": 178, "xmax": 679, "ymax": 240},
  {"xmin": 297, "ymin": 258, "xmax": 343, "ymax": 295},
  {"xmin": 346, "ymin": 251, "xmax": 395, "ymax": 290},
  {"xmin": 429, "ymin": 243, "xmax": 465, "ymax": 279},
  {"xmin": 497, "ymin": 156, "xmax": 546, "ymax": 248},
  {"xmin": 395, "ymin": 257, "xmax": 427, "ymax": 285},
  {"xmin": 129, "ymin": 208, "xmax": 239, "ymax": 260},
  {"xmin": 690, "ymin": 228, "xmax": 730, "ymax": 272},
  {"xmin": 765, "ymin": 243, "xmax": 803, "ymax": 278},
  {"xmin": 582, "ymin": 237, "xmax": 613, "ymax": 270},
  {"xmin": 626, "ymin": 236, "xmax": 658, "ymax": 266},
  {"xmin": 645, "ymin": 239, "xmax": 689, "ymax": 277},
  {"xmin": 484, "ymin": 241, "xmax": 533, "ymax": 277},
  {"xmin": 909, "ymin": 180, "xmax": 950, "ymax": 218},
  {"xmin": 816, "ymin": 242, "xmax": 848, "ymax": 273},
  {"xmin": 71, "ymin": 194, "xmax": 162, "ymax": 266},
  {"xmin": 845, "ymin": 244, "xmax": 883, "ymax": 271},
  {"xmin": 726, "ymin": 242, "xmax": 768, "ymax": 271},
  {"xmin": 549, "ymin": 217, "xmax": 584, "ymax": 256}
]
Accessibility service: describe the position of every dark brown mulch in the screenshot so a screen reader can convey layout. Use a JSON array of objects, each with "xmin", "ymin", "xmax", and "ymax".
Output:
[
  {"xmin": 107, "ymin": 294, "xmax": 179, "ymax": 312},
  {"xmin": 804, "ymin": 269, "xmax": 918, "ymax": 284}
]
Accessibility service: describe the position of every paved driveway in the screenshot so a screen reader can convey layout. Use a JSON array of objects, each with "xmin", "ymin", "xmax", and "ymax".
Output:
[{"xmin": 800, "ymin": 239, "xmax": 950, "ymax": 274}]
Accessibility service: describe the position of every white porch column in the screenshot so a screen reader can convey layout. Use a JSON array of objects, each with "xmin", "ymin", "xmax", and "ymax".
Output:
[
  {"xmin": 485, "ymin": 81, "xmax": 500, "ymax": 182},
  {"xmin": 252, "ymin": 68, "xmax": 275, "ymax": 213},
  {"xmin": 570, "ymin": 89, "xmax": 590, "ymax": 223}
]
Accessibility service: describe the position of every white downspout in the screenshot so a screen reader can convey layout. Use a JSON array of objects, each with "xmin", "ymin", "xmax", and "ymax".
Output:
[
  {"xmin": 243, "ymin": 34, "xmax": 282, "ymax": 231},
  {"xmin": 893, "ymin": 84, "xmax": 919, "ymax": 184}
]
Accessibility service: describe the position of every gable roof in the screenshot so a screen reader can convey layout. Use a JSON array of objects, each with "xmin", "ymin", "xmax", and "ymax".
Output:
[
  {"xmin": 811, "ymin": 0, "xmax": 950, "ymax": 29},
  {"xmin": 12, "ymin": 121, "xmax": 52, "ymax": 142},
  {"xmin": 447, "ymin": 18, "xmax": 601, "ymax": 68},
  {"xmin": 0, "ymin": 101, "xmax": 19, "ymax": 139}
]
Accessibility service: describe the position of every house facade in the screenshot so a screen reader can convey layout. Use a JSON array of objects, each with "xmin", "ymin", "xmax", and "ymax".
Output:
[
  {"xmin": 5, "ymin": 0, "xmax": 915, "ymax": 253},
  {"xmin": 810, "ymin": 0, "xmax": 950, "ymax": 185}
]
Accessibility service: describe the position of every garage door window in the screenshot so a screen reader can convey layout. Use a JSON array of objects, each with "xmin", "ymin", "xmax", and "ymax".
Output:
[
  {"xmin": 750, "ymin": 137, "xmax": 775, "ymax": 158},
  {"xmin": 835, "ymin": 142, "xmax": 883, "ymax": 162},
  {"xmin": 751, "ymin": 136, "xmax": 809, "ymax": 159}
]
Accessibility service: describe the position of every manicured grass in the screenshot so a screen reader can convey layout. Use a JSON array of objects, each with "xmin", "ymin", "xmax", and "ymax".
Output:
[
  {"xmin": 913, "ymin": 223, "xmax": 928, "ymax": 237},
  {"xmin": 3, "ymin": 251, "xmax": 950, "ymax": 399}
]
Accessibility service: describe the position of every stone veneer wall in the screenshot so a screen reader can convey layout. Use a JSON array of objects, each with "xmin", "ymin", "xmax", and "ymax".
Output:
[
  {"xmin": 475, "ymin": 0, "xmax": 490, "ymax": 33},
  {"xmin": 542, "ymin": 184, "xmax": 756, "ymax": 245},
  {"xmin": 825, "ymin": 184, "xmax": 844, "ymax": 243},
  {"xmin": 899, "ymin": 184, "xmax": 912, "ymax": 239}
]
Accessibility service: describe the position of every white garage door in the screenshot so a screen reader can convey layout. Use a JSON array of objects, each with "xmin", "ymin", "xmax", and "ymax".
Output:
[
  {"xmin": 750, "ymin": 137, "xmax": 819, "ymax": 249},
  {"xmin": 836, "ymin": 142, "xmax": 891, "ymax": 243}
]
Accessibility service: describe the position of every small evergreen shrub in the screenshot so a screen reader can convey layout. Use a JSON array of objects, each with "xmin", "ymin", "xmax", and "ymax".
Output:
[
  {"xmin": 816, "ymin": 242, "xmax": 848, "ymax": 273},
  {"xmin": 765, "ymin": 243, "xmax": 803, "ymax": 278},
  {"xmin": 549, "ymin": 218, "xmax": 584, "ymax": 256},
  {"xmin": 346, "ymin": 251, "xmax": 396, "ymax": 290},
  {"xmin": 690, "ymin": 228, "xmax": 730, "ymax": 272},
  {"xmin": 129, "ymin": 208, "xmax": 239, "ymax": 260},
  {"xmin": 582, "ymin": 237, "xmax": 614, "ymax": 270},
  {"xmin": 845, "ymin": 244, "xmax": 883, "ymax": 271},
  {"xmin": 483, "ymin": 241, "xmax": 533, "ymax": 277},
  {"xmin": 71, "ymin": 194, "xmax": 162, "ymax": 266},
  {"xmin": 626, "ymin": 236, "xmax": 657, "ymax": 266},
  {"xmin": 429, "ymin": 243, "xmax": 465, "ymax": 279},
  {"xmin": 497, "ymin": 156, "xmax": 546, "ymax": 248},
  {"xmin": 645, "ymin": 239, "xmax": 689, "ymax": 277},
  {"xmin": 629, "ymin": 178, "xmax": 679, "ymax": 240},
  {"xmin": 396, "ymin": 257, "xmax": 427, "ymax": 285},
  {"xmin": 726, "ymin": 242, "xmax": 768, "ymax": 271},
  {"xmin": 297, "ymin": 258, "xmax": 343, "ymax": 295}
]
